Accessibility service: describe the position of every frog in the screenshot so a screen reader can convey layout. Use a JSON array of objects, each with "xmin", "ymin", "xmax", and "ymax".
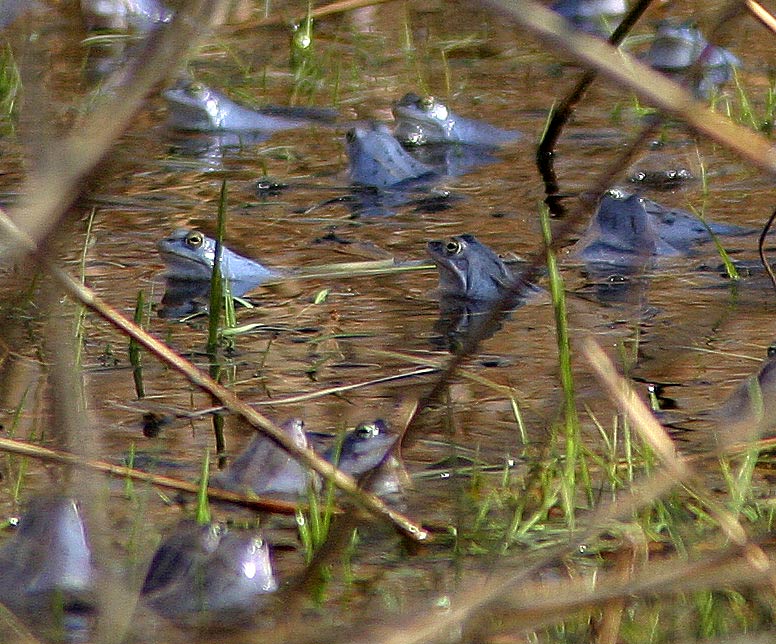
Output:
[
  {"xmin": 392, "ymin": 93, "xmax": 521, "ymax": 147},
  {"xmin": 645, "ymin": 21, "xmax": 740, "ymax": 97},
  {"xmin": 640, "ymin": 193, "xmax": 751, "ymax": 253},
  {"xmin": 346, "ymin": 121, "xmax": 435, "ymax": 189},
  {"xmin": 210, "ymin": 419, "xmax": 314, "ymax": 498},
  {"xmin": 0, "ymin": 497, "xmax": 95, "ymax": 617},
  {"xmin": 323, "ymin": 419, "xmax": 397, "ymax": 477},
  {"xmin": 142, "ymin": 521, "xmax": 276, "ymax": 626},
  {"xmin": 164, "ymin": 80, "xmax": 337, "ymax": 132},
  {"xmin": 80, "ymin": 0, "xmax": 172, "ymax": 31},
  {"xmin": 571, "ymin": 190, "xmax": 751, "ymax": 266},
  {"xmin": 212, "ymin": 419, "xmax": 400, "ymax": 499},
  {"xmin": 157, "ymin": 229, "xmax": 279, "ymax": 284},
  {"xmin": 550, "ymin": 0, "xmax": 627, "ymax": 35},
  {"xmin": 427, "ymin": 234, "xmax": 537, "ymax": 301}
]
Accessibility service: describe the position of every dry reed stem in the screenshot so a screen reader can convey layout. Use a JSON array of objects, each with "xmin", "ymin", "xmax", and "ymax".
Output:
[
  {"xmin": 231, "ymin": 0, "xmax": 397, "ymax": 32},
  {"xmin": 747, "ymin": 0, "xmax": 776, "ymax": 33},
  {"xmin": 0, "ymin": 437, "xmax": 302, "ymax": 514}
]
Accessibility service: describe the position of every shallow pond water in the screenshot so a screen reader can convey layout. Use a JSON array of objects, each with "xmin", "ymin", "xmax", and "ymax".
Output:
[{"xmin": 1, "ymin": 0, "xmax": 776, "ymax": 642}]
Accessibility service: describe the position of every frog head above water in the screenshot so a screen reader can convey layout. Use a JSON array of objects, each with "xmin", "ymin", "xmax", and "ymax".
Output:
[
  {"xmin": 427, "ymin": 234, "xmax": 513, "ymax": 301},
  {"xmin": 392, "ymin": 93, "xmax": 456, "ymax": 145},
  {"xmin": 326, "ymin": 419, "xmax": 397, "ymax": 478},
  {"xmin": 163, "ymin": 80, "xmax": 306, "ymax": 132},
  {"xmin": 392, "ymin": 92, "xmax": 521, "ymax": 147},
  {"xmin": 157, "ymin": 229, "xmax": 278, "ymax": 284},
  {"xmin": 164, "ymin": 81, "xmax": 237, "ymax": 131}
]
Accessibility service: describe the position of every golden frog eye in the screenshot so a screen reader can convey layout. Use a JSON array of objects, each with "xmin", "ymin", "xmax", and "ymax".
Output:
[
  {"xmin": 187, "ymin": 82, "xmax": 206, "ymax": 98},
  {"xmin": 419, "ymin": 95, "xmax": 436, "ymax": 111},
  {"xmin": 355, "ymin": 421, "xmax": 379, "ymax": 439},
  {"xmin": 445, "ymin": 238, "xmax": 462, "ymax": 254},
  {"xmin": 185, "ymin": 231, "xmax": 204, "ymax": 249}
]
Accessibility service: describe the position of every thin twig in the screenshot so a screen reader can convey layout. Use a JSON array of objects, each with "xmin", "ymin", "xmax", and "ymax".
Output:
[
  {"xmin": 758, "ymin": 208, "xmax": 776, "ymax": 293},
  {"xmin": 0, "ymin": 437, "xmax": 301, "ymax": 514},
  {"xmin": 746, "ymin": 0, "xmax": 776, "ymax": 34},
  {"xmin": 250, "ymin": 367, "xmax": 437, "ymax": 406},
  {"xmin": 230, "ymin": 0, "xmax": 397, "ymax": 33}
]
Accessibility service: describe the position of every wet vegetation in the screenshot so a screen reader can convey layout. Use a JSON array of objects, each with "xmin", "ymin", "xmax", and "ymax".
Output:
[{"xmin": 1, "ymin": 0, "xmax": 776, "ymax": 642}]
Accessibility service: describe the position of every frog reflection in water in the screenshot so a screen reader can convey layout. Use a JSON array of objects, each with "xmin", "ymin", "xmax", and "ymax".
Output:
[
  {"xmin": 427, "ymin": 234, "xmax": 540, "ymax": 351},
  {"xmin": 141, "ymin": 521, "xmax": 276, "ymax": 627},
  {"xmin": 212, "ymin": 419, "xmax": 399, "ymax": 498},
  {"xmin": 164, "ymin": 80, "xmax": 337, "ymax": 132},
  {"xmin": 157, "ymin": 229, "xmax": 279, "ymax": 316},
  {"xmin": 392, "ymin": 93, "xmax": 521, "ymax": 147}
]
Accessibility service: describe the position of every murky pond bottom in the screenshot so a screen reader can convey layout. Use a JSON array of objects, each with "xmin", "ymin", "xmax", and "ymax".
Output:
[{"xmin": 1, "ymin": 0, "xmax": 776, "ymax": 642}]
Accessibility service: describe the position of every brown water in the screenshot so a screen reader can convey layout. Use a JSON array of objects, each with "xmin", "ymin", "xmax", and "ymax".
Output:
[{"xmin": 1, "ymin": 0, "xmax": 776, "ymax": 642}]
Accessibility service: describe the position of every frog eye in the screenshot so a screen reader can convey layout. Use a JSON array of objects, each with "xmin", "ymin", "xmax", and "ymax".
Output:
[
  {"xmin": 420, "ymin": 95, "xmax": 436, "ymax": 110},
  {"xmin": 345, "ymin": 129, "xmax": 357, "ymax": 144},
  {"xmin": 187, "ymin": 82, "xmax": 206, "ymax": 98},
  {"xmin": 445, "ymin": 238, "xmax": 462, "ymax": 254},
  {"xmin": 355, "ymin": 421, "xmax": 379, "ymax": 439},
  {"xmin": 185, "ymin": 231, "xmax": 204, "ymax": 248}
]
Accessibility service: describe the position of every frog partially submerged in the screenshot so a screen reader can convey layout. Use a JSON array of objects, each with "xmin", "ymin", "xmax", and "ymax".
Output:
[
  {"xmin": 627, "ymin": 141, "xmax": 697, "ymax": 191},
  {"xmin": 707, "ymin": 354, "xmax": 776, "ymax": 445},
  {"xmin": 210, "ymin": 419, "xmax": 314, "ymax": 498},
  {"xmin": 427, "ymin": 234, "xmax": 538, "ymax": 301},
  {"xmin": 164, "ymin": 80, "xmax": 337, "ymax": 132},
  {"xmin": 157, "ymin": 229, "xmax": 279, "ymax": 285},
  {"xmin": 0, "ymin": 496, "xmax": 96, "ymax": 635},
  {"xmin": 324, "ymin": 419, "xmax": 401, "ymax": 496},
  {"xmin": 645, "ymin": 21, "xmax": 740, "ymax": 97},
  {"xmin": 551, "ymin": 0, "xmax": 627, "ymax": 35},
  {"xmin": 142, "ymin": 521, "xmax": 276, "ymax": 627},
  {"xmin": 392, "ymin": 93, "xmax": 521, "ymax": 147},
  {"xmin": 212, "ymin": 419, "xmax": 400, "ymax": 499},
  {"xmin": 80, "ymin": 0, "xmax": 172, "ymax": 31},
  {"xmin": 571, "ymin": 191, "xmax": 751, "ymax": 267},
  {"xmin": 346, "ymin": 121, "xmax": 435, "ymax": 189}
]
